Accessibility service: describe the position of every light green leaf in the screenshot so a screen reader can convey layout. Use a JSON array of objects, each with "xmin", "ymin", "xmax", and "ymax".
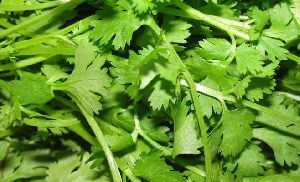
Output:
[
  {"xmin": 163, "ymin": 17, "xmax": 192, "ymax": 44},
  {"xmin": 41, "ymin": 65, "xmax": 69, "ymax": 83},
  {"xmin": 196, "ymin": 38, "xmax": 231, "ymax": 61},
  {"xmin": 148, "ymin": 79, "xmax": 176, "ymax": 110},
  {"xmin": 219, "ymin": 109, "xmax": 254, "ymax": 157},
  {"xmin": 11, "ymin": 72, "xmax": 54, "ymax": 105},
  {"xmin": 54, "ymin": 41, "xmax": 111, "ymax": 115},
  {"xmin": 258, "ymin": 36, "xmax": 288, "ymax": 61},
  {"xmin": 90, "ymin": 9, "xmax": 145, "ymax": 49},
  {"xmin": 245, "ymin": 77, "xmax": 276, "ymax": 102},
  {"xmin": 235, "ymin": 44, "xmax": 264, "ymax": 74},
  {"xmin": 253, "ymin": 128, "xmax": 300, "ymax": 166},
  {"xmin": 134, "ymin": 152, "xmax": 186, "ymax": 182},
  {"xmin": 171, "ymin": 98, "xmax": 202, "ymax": 157}
]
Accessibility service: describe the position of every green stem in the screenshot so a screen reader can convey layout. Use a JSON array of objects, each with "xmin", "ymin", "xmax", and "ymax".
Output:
[
  {"xmin": 172, "ymin": 0, "xmax": 250, "ymax": 40},
  {"xmin": 0, "ymin": 0, "xmax": 85, "ymax": 39},
  {"xmin": 0, "ymin": 14, "xmax": 98, "ymax": 60},
  {"xmin": 122, "ymin": 169, "xmax": 141, "ymax": 182},
  {"xmin": 133, "ymin": 115, "xmax": 172, "ymax": 156},
  {"xmin": 78, "ymin": 105, "xmax": 122, "ymax": 182},
  {"xmin": 147, "ymin": 17, "xmax": 212, "ymax": 182},
  {"xmin": 288, "ymin": 53, "xmax": 300, "ymax": 64},
  {"xmin": 53, "ymin": 95, "xmax": 99, "ymax": 146},
  {"xmin": 241, "ymin": 100, "xmax": 300, "ymax": 124},
  {"xmin": 174, "ymin": 158, "xmax": 206, "ymax": 177},
  {"xmin": 0, "ymin": 129, "xmax": 15, "ymax": 139},
  {"xmin": 223, "ymin": 33, "xmax": 236, "ymax": 66},
  {"xmin": 180, "ymin": 80, "xmax": 300, "ymax": 124},
  {"xmin": 276, "ymin": 91, "xmax": 300, "ymax": 102},
  {"xmin": 182, "ymin": 72, "xmax": 212, "ymax": 182},
  {"xmin": 0, "ymin": 0, "xmax": 65, "ymax": 11},
  {"xmin": 0, "ymin": 19, "xmax": 13, "ymax": 28},
  {"xmin": 207, "ymin": 15, "xmax": 251, "ymax": 30},
  {"xmin": 157, "ymin": 6, "xmax": 250, "ymax": 31},
  {"xmin": 0, "ymin": 55, "xmax": 54, "ymax": 72},
  {"xmin": 68, "ymin": 124, "xmax": 99, "ymax": 146}
]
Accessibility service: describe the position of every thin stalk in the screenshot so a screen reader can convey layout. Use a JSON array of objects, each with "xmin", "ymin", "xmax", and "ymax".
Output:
[
  {"xmin": 0, "ymin": 19, "xmax": 13, "ymax": 28},
  {"xmin": 0, "ymin": 55, "xmax": 54, "ymax": 72},
  {"xmin": 180, "ymin": 80, "xmax": 300, "ymax": 124},
  {"xmin": 276, "ymin": 91, "xmax": 300, "ymax": 102},
  {"xmin": 157, "ymin": 6, "xmax": 251, "ymax": 31},
  {"xmin": 207, "ymin": 15, "xmax": 251, "ymax": 30},
  {"xmin": 0, "ymin": 0, "xmax": 66, "ymax": 11},
  {"xmin": 174, "ymin": 158, "xmax": 206, "ymax": 177},
  {"xmin": 0, "ymin": 0, "xmax": 85, "ymax": 39},
  {"xmin": 122, "ymin": 169, "xmax": 141, "ymax": 182},
  {"xmin": 288, "ymin": 53, "xmax": 300, "ymax": 64},
  {"xmin": 0, "ymin": 14, "xmax": 98, "ymax": 60},
  {"xmin": 78, "ymin": 105, "xmax": 122, "ymax": 182},
  {"xmin": 0, "ymin": 129, "xmax": 15, "ymax": 139},
  {"xmin": 147, "ymin": 18, "xmax": 212, "ymax": 182},
  {"xmin": 241, "ymin": 100, "xmax": 300, "ymax": 124},
  {"xmin": 223, "ymin": 32, "xmax": 236, "ymax": 66},
  {"xmin": 172, "ymin": 0, "xmax": 250, "ymax": 40},
  {"xmin": 182, "ymin": 72, "xmax": 212, "ymax": 182},
  {"xmin": 133, "ymin": 115, "xmax": 172, "ymax": 156},
  {"xmin": 53, "ymin": 95, "xmax": 99, "ymax": 146},
  {"xmin": 68, "ymin": 124, "xmax": 99, "ymax": 146}
]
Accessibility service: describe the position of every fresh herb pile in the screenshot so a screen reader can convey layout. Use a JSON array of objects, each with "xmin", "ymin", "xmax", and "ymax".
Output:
[{"xmin": 0, "ymin": 0, "xmax": 300, "ymax": 181}]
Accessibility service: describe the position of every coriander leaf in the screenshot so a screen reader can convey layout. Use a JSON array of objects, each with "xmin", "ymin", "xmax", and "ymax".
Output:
[
  {"xmin": 291, "ymin": 0, "xmax": 300, "ymax": 25},
  {"xmin": 196, "ymin": 38, "xmax": 231, "ymax": 61},
  {"xmin": 219, "ymin": 109, "xmax": 254, "ymax": 157},
  {"xmin": 116, "ymin": 140, "xmax": 151, "ymax": 170},
  {"xmin": 46, "ymin": 154, "xmax": 102, "ymax": 182},
  {"xmin": 198, "ymin": 78, "xmax": 223, "ymax": 118},
  {"xmin": 98, "ymin": 120, "xmax": 134, "ymax": 152},
  {"xmin": 281, "ymin": 67, "xmax": 300, "ymax": 92},
  {"xmin": 90, "ymin": 9, "xmax": 146, "ymax": 49},
  {"xmin": 2, "ymin": 149, "xmax": 51, "ymax": 181},
  {"xmin": 46, "ymin": 155, "xmax": 81, "ymax": 182},
  {"xmin": 256, "ymin": 60, "xmax": 280, "ymax": 78},
  {"xmin": 264, "ymin": 3, "xmax": 300, "ymax": 43},
  {"xmin": 131, "ymin": 0, "xmax": 155, "ymax": 14},
  {"xmin": 199, "ymin": 93, "xmax": 222, "ymax": 118},
  {"xmin": 53, "ymin": 41, "xmax": 111, "ymax": 115},
  {"xmin": 256, "ymin": 94, "xmax": 300, "ymax": 136},
  {"xmin": 232, "ymin": 76, "xmax": 251, "ymax": 98},
  {"xmin": 245, "ymin": 77, "xmax": 275, "ymax": 102},
  {"xmin": 148, "ymin": 79, "xmax": 176, "ymax": 110},
  {"xmin": 11, "ymin": 72, "xmax": 54, "ymax": 105},
  {"xmin": 133, "ymin": 151, "xmax": 186, "ymax": 182},
  {"xmin": 258, "ymin": 36, "xmax": 288, "ymax": 61},
  {"xmin": 109, "ymin": 53, "xmax": 139, "ymax": 86},
  {"xmin": 251, "ymin": 8, "xmax": 269, "ymax": 32},
  {"xmin": 171, "ymin": 98, "xmax": 202, "ymax": 157},
  {"xmin": 41, "ymin": 65, "xmax": 69, "ymax": 83},
  {"xmin": 0, "ymin": 101, "xmax": 16, "ymax": 131},
  {"xmin": 253, "ymin": 128, "xmax": 300, "ymax": 166},
  {"xmin": 0, "ymin": 140, "xmax": 10, "ymax": 161},
  {"xmin": 227, "ymin": 144, "xmax": 265, "ymax": 177},
  {"xmin": 185, "ymin": 57, "xmax": 238, "ymax": 91},
  {"xmin": 163, "ymin": 16, "xmax": 192, "ymax": 44},
  {"xmin": 235, "ymin": 43, "xmax": 264, "ymax": 74},
  {"xmin": 140, "ymin": 115, "xmax": 170, "ymax": 142},
  {"xmin": 249, "ymin": 8, "xmax": 269, "ymax": 40}
]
